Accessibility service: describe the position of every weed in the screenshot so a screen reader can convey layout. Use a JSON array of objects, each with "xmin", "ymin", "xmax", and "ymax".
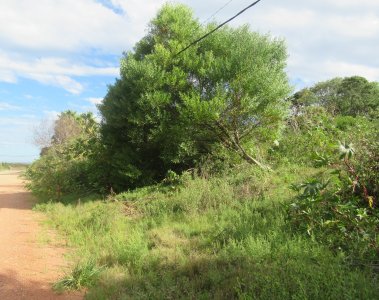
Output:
[{"xmin": 54, "ymin": 261, "xmax": 104, "ymax": 291}]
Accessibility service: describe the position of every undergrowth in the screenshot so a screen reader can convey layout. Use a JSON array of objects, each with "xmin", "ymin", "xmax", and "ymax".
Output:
[{"xmin": 34, "ymin": 164, "xmax": 379, "ymax": 299}]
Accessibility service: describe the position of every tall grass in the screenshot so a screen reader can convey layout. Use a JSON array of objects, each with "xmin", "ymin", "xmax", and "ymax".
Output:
[{"xmin": 34, "ymin": 164, "xmax": 379, "ymax": 299}]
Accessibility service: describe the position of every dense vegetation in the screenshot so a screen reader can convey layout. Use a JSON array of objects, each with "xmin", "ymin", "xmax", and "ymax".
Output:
[
  {"xmin": 26, "ymin": 4, "xmax": 378, "ymax": 299},
  {"xmin": 99, "ymin": 4, "xmax": 290, "ymax": 190},
  {"xmin": 291, "ymin": 76, "xmax": 379, "ymax": 117}
]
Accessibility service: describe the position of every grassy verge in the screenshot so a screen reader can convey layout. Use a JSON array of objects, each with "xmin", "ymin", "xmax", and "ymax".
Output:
[
  {"xmin": 0, "ymin": 162, "xmax": 11, "ymax": 171},
  {"xmin": 34, "ymin": 164, "xmax": 379, "ymax": 299},
  {"xmin": 0, "ymin": 162, "xmax": 29, "ymax": 171}
]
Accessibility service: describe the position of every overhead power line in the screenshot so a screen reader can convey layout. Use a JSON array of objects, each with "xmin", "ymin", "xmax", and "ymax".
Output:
[
  {"xmin": 201, "ymin": 0, "xmax": 235, "ymax": 26},
  {"xmin": 187, "ymin": 0, "xmax": 235, "ymax": 44},
  {"xmin": 175, "ymin": 0, "xmax": 263, "ymax": 57}
]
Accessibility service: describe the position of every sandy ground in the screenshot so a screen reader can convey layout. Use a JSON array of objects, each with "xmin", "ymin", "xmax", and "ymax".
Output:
[{"xmin": 0, "ymin": 170, "xmax": 83, "ymax": 300}]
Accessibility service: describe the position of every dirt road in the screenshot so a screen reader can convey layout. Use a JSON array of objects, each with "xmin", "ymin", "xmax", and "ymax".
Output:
[{"xmin": 0, "ymin": 170, "xmax": 82, "ymax": 300}]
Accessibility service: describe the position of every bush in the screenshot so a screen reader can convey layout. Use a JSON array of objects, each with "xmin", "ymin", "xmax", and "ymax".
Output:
[
  {"xmin": 25, "ymin": 112, "xmax": 112, "ymax": 200},
  {"xmin": 288, "ymin": 138, "xmax": 379, "ymax": 263},
  {"xmin": 25, "ymin": 145, "xmax": 94, "ymax": 200},
  {"xmin": 271, "ymin": 107, "xmax": 340, "ymax": 165},
  {"xmin": 289, "ymin": 179, "xmax": 379, "ymax": 262},
  {"xmin": 273, "ymin": 108, "xmax": 378, "ymax": 168},
  {"xmin": 354, "ymin": 136, "xmax": 379, "ymax": 199}
]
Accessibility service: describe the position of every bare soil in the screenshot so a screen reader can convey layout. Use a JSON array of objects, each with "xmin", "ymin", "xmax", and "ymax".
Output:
[{"xmin": 0, "ymin": 170, "xmax": 83, "ymax": 300}]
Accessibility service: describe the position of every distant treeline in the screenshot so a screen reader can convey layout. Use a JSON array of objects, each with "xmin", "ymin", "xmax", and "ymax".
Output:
[{"xmin": 0, "ymin": 162, "xmax": 29, "ymax": 170}]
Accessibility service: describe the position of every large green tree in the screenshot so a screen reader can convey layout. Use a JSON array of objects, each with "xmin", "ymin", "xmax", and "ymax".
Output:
[
  {"xmin": 290, "ymin": 76, "xmax": 379, "ymax": 117},
  {"xmin": 99, "ymin": 4, "xmax": 290, "ymax": 189}
]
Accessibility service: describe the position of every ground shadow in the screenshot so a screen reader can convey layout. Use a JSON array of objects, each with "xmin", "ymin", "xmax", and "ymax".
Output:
[
  {"xmin": 0, "ymin": 269, "xmax": 83, "ymax": 300},
  {"xmin": 0, "ymin": 192, "xmax": 34, "ymax": 210}
]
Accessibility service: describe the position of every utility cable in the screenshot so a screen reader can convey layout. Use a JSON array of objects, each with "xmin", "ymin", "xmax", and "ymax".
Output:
[
  {"xmin": 186, "ymin": 0, "xmax": 235, "ymax": 43},
  {"xmin": 175, "ymin": 0, "xmax": 263, "ymax": 56},
  {"xmin": 201, "ymin": 0, "xmax": 235, "ymax": 26}
]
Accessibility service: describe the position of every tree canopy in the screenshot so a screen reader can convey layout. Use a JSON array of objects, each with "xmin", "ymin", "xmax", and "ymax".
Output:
[
  {"xmin": 99, "ymin": 4, "xmax": 290, "ymax": 189},
  {"xmin": 290, "ymin": 76, "xmax": 379, "ymax": 117}
]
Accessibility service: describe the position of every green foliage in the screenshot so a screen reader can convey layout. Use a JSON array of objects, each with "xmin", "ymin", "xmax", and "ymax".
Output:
[
  {"xmin": 335, "ymin": 115, "xmax": 356, "ymax": 130},
  {"xmin": 289, "ymin": 179, "xmax": 379, "ymax": 262},
  {"xmin": 288, "ymin": 139, "xmax": 379, "ymax": 262},
  {"xmin": 290, "ymin": 76, "xmax": 379, "ymax": 117},
  {"xmin": 272, "ymin": 105, "xmax": 378, "ymax": 167},
  {"xmin": 99, "ymin": 3, "xmax": 290, "ymax": 190},
  {"xmin": 272, "ymin": 106, "xmax": 341, "ymax": 165},
  {"xmin": 34, "ymin": 165, "xmax": 379, "ymax": 299},
  {"xmin": 354, "ymin": 134, "xmax": 379, "ymax": 199},
  {"xmin": 294, "ymin": 178, "xmax": 330, "ymax": 197},
  {"xmin": 25, "ymin": 111, "xmax": 109, "ymax": 199},
  {"xmin": 54, "ymin": 261, "xmax": 103, "ymax": 291}
]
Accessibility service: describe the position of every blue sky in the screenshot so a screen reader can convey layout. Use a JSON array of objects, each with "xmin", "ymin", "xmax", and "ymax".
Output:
[{"xmin": 0, "ymin": 0, "xmax": 378, "ymax": 162}]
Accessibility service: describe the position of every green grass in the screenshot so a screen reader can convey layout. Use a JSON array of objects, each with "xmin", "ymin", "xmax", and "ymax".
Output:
[
  {"xmin": 34, "ymin": 164, "xmax": 379, "ymax": 299},
  {"xmin": 0, "ymin": 162, "xmax": 11, "ymax": 171},
  {"xmin": 54, "ymin": 261, "xmax": 104, "ymax": 291}
]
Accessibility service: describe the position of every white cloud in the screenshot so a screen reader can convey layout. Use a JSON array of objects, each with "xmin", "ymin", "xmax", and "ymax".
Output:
[
  {"xmin": 323, "ymin": 0, "xmax": 379, "ymax": 8},
  {"xmin": 227, "ymin": 0, "xmax": 379, "ymax": 83},
  {"xmin": 324, "ymin": 14, "xmax": 379, "ymax": 39},
  {"xmin": 323, "ymin": 61, "xmax": 379, "ymax": 81},
  {"xmin": 0, "ymin": 102, "xmax": 20, "ymax": 111},
  {"xmin": 0, "ymin": 70, "xmax": 17, "ymax": 83},
  {"xmin": 0, "ymin": 52, "xmax": 119, "ymax": 93},
  {"xmin": 86, "ymin": 97, "xmax": 103, "ymax": 105},
  {"xmin": 0, "ymin": 0, "xmax": 153, "ymax": 93},
  {"xmin": 32, "ymin": 74, "xmax": 84, "ymax": 95},
  {"xmin": 255, "ymin": 8, "xmax": 316, "ymax": 30},
  {"xmin": 0, "ymin": 0, "xmax": 132, "ymax": 53},
  {"xmin": 0, "ymin": 115, "xmax": 40, "ymax": 162},
  {"xmin": 0, "ymin": 116, "xmax": 34, "ymax": 126},
  {"xmin": 0, "ymin": 0, "xmax": 378, "ymax": 93},
  {"xmin": 43, "ymin": 110, "xmax": 60, "ymax": 121}
]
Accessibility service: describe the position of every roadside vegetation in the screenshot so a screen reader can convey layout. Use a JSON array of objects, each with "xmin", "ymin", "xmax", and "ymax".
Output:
[
  {"xmin": 0, "ymin": 162, "xmax": 10, "ymax": 171},
  {"xmin": 0, "ymin": 162, "xmax": 29, "ymax": 171},
  {"xmin": 26, "ymin": 4, "xmax": 379, "ymax": 299}
]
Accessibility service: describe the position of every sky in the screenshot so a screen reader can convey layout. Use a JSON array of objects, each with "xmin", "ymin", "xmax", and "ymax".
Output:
[{"xmin": 0, "ymin": 0, "xmax": 378, "ymax": 162}]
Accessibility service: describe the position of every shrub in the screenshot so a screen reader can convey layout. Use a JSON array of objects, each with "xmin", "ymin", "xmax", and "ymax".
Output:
[
  {"xmin": 288, "ymin": 140, "xmax": 379, "ymax": 263},
  {"xmin": 25, "ymin": 112, "xmax": 112, "ymax": 199}
]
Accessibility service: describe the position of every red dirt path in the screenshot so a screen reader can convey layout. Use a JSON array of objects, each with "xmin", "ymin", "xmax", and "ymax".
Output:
[{"xmin": 0, "ymin": 170, "xmax": 83, "ymax": 300}]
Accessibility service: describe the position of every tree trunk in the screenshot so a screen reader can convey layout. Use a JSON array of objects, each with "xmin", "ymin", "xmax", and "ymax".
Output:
[
  {"xmin": 237, "ymin": 144, "xmax": 270, "ymax": 170},
  {"xmin": 215, "ymin": 121, "xmax": 270, "ymax": 170}
]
